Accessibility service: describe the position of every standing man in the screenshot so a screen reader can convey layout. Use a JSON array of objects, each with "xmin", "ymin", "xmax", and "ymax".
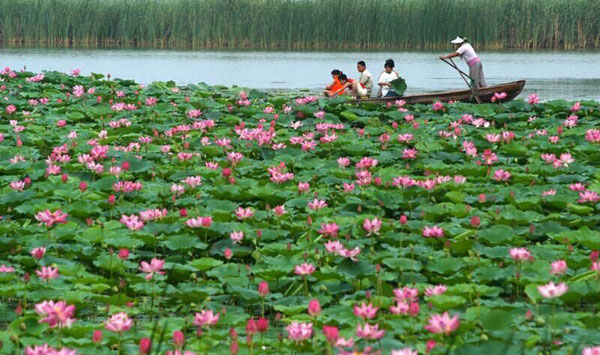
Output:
[
  {"xmin": 439, "ymin": 36, "xmax": 487, "ymax": 89},
  {"xmin": 357, "ymin": 61, "xmax": 373, "ymax": 97}
]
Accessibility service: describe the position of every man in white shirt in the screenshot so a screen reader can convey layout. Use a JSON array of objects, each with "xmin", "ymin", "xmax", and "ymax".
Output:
[
  {"xmin": 439, "ymin": 36, "xmax": 487, "ymax": 89},
  {"xmin": 357, "ymin": 61, "xmax": 373, "ymax": 97}
]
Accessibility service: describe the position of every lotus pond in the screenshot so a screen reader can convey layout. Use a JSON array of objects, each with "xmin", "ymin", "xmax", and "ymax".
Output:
[{"xmin": 1, "ymin": 69, "xmax": 600, "ymax": 355}]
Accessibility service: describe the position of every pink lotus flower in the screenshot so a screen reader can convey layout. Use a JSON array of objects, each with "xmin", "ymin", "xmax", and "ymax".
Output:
[
  {"xmin": 591, "ymin": 261, "xmax": 600, "ymax": 273},
  {"xmin": 36, "ymin": 266, "xmax": 59, "ymax": 280},
  {"xmin": 339, "ymin": 246, "xmax": 362, "ymax": 261},
  {"xmin": 425, "ymin": 285, "xmax": 447, "ymax": 297},
  {"xmin": 308, "ymin": 199, "xmax": 327, "ymax": 211},
  {"xmin": 571, "ymin": 102, "xmax": 581, "ymax": 111},
  {"xmin": 35, "ymin": 209, "xmax": 68, "ymax": 227},
  {"xmin": 550, "ymin": 260, "xmax": 567, "ymax": 275},
  {"xmin": 139, "ymin": 258, "xmax": 165, "ymax": 280},
  {"xmin": 294, "ymin": 263, "xmax": 316, "ymax": 275},
  {"xmin": 356, "ymin": 323, "xmax": 385, "ymax": 340},
  {"xmin": 120, "ymin": 214, "xmax": 144, "ymax": 231},
  {"xmin": 0, "ymin": 264, "xmax": 15, "ymax": 273},
  {"xmin": 319, "ymin": 223, "xmax": 339, "ymax": 238},
  {"xmin": 234, "ymin": 207, "xmax": 254, "ymax": 219},
  {"xmin": 353, "ymin": 302, "xmax": 378, "ymax": 319},
  {"xmin": 185, "ymin": 216, "xmax": 212, "ymax": 228},
  {"xmin": 31, "ymin": 247, "xmax": 46, "ymax": 260},
  {"xmin": 9, "ymin": 180, "xmax": 25, "ymax": 191},
  {"xmin": 286, "ymin": 321, "xmax": 313, "ymax": 342},
  {"xmin": 337, "ymin": 157, "xmax": 351, "ymax": 167},
  {"xmin": 194, "ymin": 310, "xmax": 220, "ymax": 327},
  {"xmin": 578, "ymin": 191, "xmax": 600, "ymax": 203},
  {"xmin": 528, "ymin": 93, "xmax": 539, "ymax": 104},
  {"xmin": 298, "ymin": 182, "xmax": 310, "ymax": 193},
  {"xmin": 325, "ymin": 240, "xmax": 344, "ymax": 253},
  {"xmin": 230, "ymin": 231, "xmax": 244, "ymax": 244},
  {"xmin": 314, "ymin": 111, "xmax": 325, "ymax": 119},
  {"xmin": 26, "ymin": 344, "xmax": 80, "ymax": 355},
  {"xmin": 432, "ymin": 101, "xmax": 444, "ymax": 111},
  {"xmin": 362, "ymin": 217, "xmax": 382, "ymax": 236},
  {"xmin": 105, "ymin": 312, "xmax": 132, "ymax": 333},
  {"xmin": 422, "ymin": 225, "xmax": 444, "ymax": 238},
  {"xmin": 570, "ymin": 183, "xmax": 587, "ymax": 192},
  {"xmin": 227, "ymin": 151, "xmax": 244, "ymax": 166},
  {"xmin": 541, "ymin": 189, "xmax": 556, "ymax": 197},
  {"xmin": 491, "ymin": 92, "xmax": 507, "ymax": 102},
  {"xmin": 402, "ymin": 148, "xmax": 418, "ymax": 160},
  {"xmin": 582, "ymin": 346, "xmax": 600, "ymax": 355},
  {"xmin": 537, "ymin": 282, "xmax": 568, "ymax": 298},
  {"xmin": 390, "ymin": 301, "xmax": 410, "ymax": 315},
  {"xmin": 273, "ymin": 205, "xmax": 286, "ymax": 216},
  {"xmin": 493, "ymin": 169, "xmax": 511, "ymax": 182},
  {"xmin": 139, "ymin": 208, "xmax": 167, "ymax": 221},
  {"xmin": 393, "ymin": 287, "xmax": 419, "ymax": 302},
  {"xmin": 35, "ymin": 300, "xmax": 76, "ymax": 328},
  {"xmin": 356, "ymin": 157, "xmax": 378, "ymax": 170},
  {"xmin": 509, "ymin": 247, "xmax": 531, "ymax": 261},
  {"xmin": 343, "ymin": 182, "xmax": 355, "ymax": 192},
  {"xmin": 392, "ymin": 349, "xmax": 418, "ymax": 355},
  {"xmin": 424, "ymin": 312, "xmax": 460, "ymax": 335}
]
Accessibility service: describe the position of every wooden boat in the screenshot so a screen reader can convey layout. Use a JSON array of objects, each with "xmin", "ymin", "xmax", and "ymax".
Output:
[{"xmin": 351, "ymin": 80, "xmax": 526, "ymax": 105}]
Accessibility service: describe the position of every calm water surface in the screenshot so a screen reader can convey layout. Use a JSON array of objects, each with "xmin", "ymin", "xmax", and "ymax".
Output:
[{"xmin": 1, "ymin": 48, "xmax": 598, "ymax": 101}]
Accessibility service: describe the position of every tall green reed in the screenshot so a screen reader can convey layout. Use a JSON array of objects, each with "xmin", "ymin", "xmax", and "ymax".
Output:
[{"xmin": 0, "ymin": 0, "xmax": 598, "ymax": 49}]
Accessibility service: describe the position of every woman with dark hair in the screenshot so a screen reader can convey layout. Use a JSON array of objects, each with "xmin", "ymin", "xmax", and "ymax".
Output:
[
  {"xmin": 324, "ymin": 69, "xmax": 344, "ymax": 97},
  {"xmin": 439, "ymin": 36, "xmax": 487, "ymax": 89},
  {"xmin": 377, "ymin": 59, "xmax": 400, "ymax": 97}
]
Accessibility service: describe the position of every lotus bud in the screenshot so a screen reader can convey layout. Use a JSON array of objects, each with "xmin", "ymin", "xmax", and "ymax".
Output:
[
  {"xmin": 61, "ymin": 174, "xmax": 68, "ymax": 183},
  {"xmin": 307, "ymin": 300, "xmax": 322, "ymax": 317},
  {"xmin": 230, "ymin": 340, "xmax": 239, "ymax": 354},
  {"xmin": 222, "ymin": 168, "xmax": 232, "ymax": 177},
  {"xmin": 173, "ymin": 330, "xmax": 184, "ymax": 347},
  {"xmin": 179, "ymin": 208, "xmax": 188, "ymax": 217},
  {"xmin": 275, "ymin": 312, "xmax": 282, "ymax": 322},
  {"xmin": 79, "ymin": 181, "xmax": 87, "ymax": 191},
  {"xmin": 139, "ymin": 337, "xmax": 151, "ymax": 354},
  {"xmin": 591, "ymin": 251, "xmax": 599, "ymax": 262},
  {"xmin": 224, "ymin": 248, "xmax": 233, "ymax": 260},
  {"xmin": 365, "ymin": 290, "xmax": 371, "ymax": 299},
  {"xmin": 376, "ymin": 264, "xmax": 381, "ymax": 273},
  {"xmin": 92, "ymin": 330, "xmax": 102, "ymax": 343},
  {"xmin": 258, "ymin": 281, "xmax": 269, "ymax": 297},
  {"xmin": 23, "ymin": 273, "xmax": 30, "ymax": 283},
  {"xmin": 229, "ymin": 328, "xmax": 238, "ymax": 340},
  {"xmin": 409, "ymin": 302, "xmax": 420, "ymax": 316},
  {"xmin": 196, "ymin": 328, "xmax": 203, "ymax": 337},
  {"xmin": 256, "ymin": 318, "xmax": 268, "ymax": 332},
  {"xmin": 245, "ymin": 318, "xmax": 258, "ymax": 335},
  {"xmin": 108, "ymin": 194, "xmax": 116, "ymax": 205},
  {"xmin": 525, "ymin": 309, "xmax": 533, "ymax": 320},
  {"xmin": 470, "ymin": 216, "xmax": 481, "ymax": 227},
  {"xmin": 256, "ymin": 230, "xmax": 262, "ymax": 238},
  {"xmin": 399, "ymin": 214, "xmax": 408, "ymax": 225},
  {"xmin": 118, "ymin": 248, "xmax": 129, "ymax": 260},
  {"xmin": 15, "ymin": 304, "xmax": 22, "ymax": 315},
  {"xmin": 24, "ymin": 177, "xmax": 31, "ymax": 186}
]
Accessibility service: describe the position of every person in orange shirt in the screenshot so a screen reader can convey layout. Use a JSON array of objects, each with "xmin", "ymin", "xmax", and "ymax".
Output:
[{"xmin": 324, "ymin": 69, "xmax": 343, "ymax": 97}]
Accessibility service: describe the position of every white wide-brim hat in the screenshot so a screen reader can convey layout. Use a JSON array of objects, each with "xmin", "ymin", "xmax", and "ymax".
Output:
[{"xmin": 450, "ymin": 36, "xmax": 465, "ymax": 44}]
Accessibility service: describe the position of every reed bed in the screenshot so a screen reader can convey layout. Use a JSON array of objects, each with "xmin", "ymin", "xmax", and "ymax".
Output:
[{"xmin": 0, "ymin": 0, "xmax": 598, "ymax": 49}]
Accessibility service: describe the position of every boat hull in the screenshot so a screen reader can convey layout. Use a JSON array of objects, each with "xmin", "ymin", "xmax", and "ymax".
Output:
[{"xmin": 351, "ymin": 80, "xmax": 526, "ymax": 105}]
